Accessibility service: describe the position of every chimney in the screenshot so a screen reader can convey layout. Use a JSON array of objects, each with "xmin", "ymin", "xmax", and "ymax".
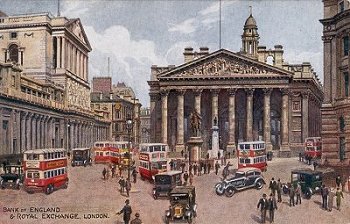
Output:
[{"xmin": 183, "ymin": 47, "xmax": 194, "ymax": 63}]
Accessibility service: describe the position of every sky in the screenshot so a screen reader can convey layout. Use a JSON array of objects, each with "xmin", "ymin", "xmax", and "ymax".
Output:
[{"xmin": 0, "ymin": 0, "xmax": 324, "ymax": 107}]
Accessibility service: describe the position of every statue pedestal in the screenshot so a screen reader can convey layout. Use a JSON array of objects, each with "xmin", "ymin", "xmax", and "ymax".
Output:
[
  {"xmin": 210, "ymin": 125, "xmax": 220, "ymax": 159},
  {"xmin": 187, "ymin": 137, "xmax": 203, "ymax": 163}
]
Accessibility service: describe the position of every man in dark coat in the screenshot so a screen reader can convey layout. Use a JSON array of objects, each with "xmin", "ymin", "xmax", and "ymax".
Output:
[
  {"xmin": 193, "ymin": 162, "xmax": 198, "ymax": 175},
  {"xmin": 267, "ymin": 193, "xmax": 278, "ymax": 223},
  {"xmin": 288, "ymin": 184, "xmax": 295, "ymax": 207},
  {"xmin": 132, "ymin": 169, "xmax": 138, "ymax": 183},
  {"xmin": 321, "ymin": 184, "xmax": 329, "ymax": 210},
  {"xmin": 215, "ymin": 161, "xmax": 220, "ymax": 175},
  {"xmin": 203, "ymin": 162, "xmax": 207, "ymax": 174},
  {"xmin": 207, "ymin": 162, "xmax": 211, "ymax": 174},
  {"xmin": 257, "ymin": 193, "xmax": 269, "ymax": 223},
  {"xmin": 276, "ymin": 179, "xmax": 282, "ymax": 203},
  {"xmin": 102, "ymin": 167, "xmax": 107, "ymax": 180},
  {"xmin": 117, "ymin": 199, "xmax": 132, "ymax": 224},
  {"xmin": 130, "ymin": 212, "xmax": 142, "ymax": 224},
  {"xmin": 125, "ymin": 180, "xmax": 132, "ymax": 197},
  {"xmin": 119, "ymin": 176, "xmax": 125, "ymax": 193},
  {"xmin": 269, "ymin": 178, "xmax": 277, "ymax": 196},
  {"xmin": 183, "ymin": 171, "xmax": 189, "ymax": 186}
]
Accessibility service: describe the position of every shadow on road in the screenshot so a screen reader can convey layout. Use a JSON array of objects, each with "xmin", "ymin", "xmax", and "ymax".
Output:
[
  {"xmin": 313, "ymin": 200, "xmax": 323, "ymax": 209},
  {"xmin": 250, "ymin": 214, "xmax": 261, "ymax": 223}
]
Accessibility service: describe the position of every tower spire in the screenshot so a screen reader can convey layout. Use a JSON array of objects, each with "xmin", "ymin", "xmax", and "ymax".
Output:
[{"xmin": 249, "ymin": 5, "xmax": 252, "ymax": 15}]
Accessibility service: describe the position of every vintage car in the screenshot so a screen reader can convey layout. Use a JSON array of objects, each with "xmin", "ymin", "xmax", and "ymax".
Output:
[
  {"xmin": 215, "ymin": 167, "xmax": 265, "ymax": 197},
  {"xmin": 282, "ymin": 168, "xmax": 323, "ymax": 199},
  {"xmin": 71, "ymin": 148, "xmax": 92, "ymax": 167},
  {"xmin": 153, "ymin": 170, "xmax": 182, "ymax": 199},
  {"xmin": 165, "ymin": 186, "xmax": 197, "ymax": 224},
  {"xmin": 0, "ymin": 165, "xmax": 24, "ymax": 190}
]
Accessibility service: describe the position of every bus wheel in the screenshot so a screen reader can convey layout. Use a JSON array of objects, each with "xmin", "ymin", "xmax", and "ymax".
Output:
[
  {"xmin": 63, "ymin": 181, "xmax": 68, "ymax": 189},
  {"xmin": 45, "ymin": 185, "xmax": 53, "ymax": 195}
]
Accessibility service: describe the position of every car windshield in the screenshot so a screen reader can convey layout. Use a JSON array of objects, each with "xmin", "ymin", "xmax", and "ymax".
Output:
[
  {"xmin": 235, "ymin": 172, "xmax": 245, "ymax": 178},
  {"xmin": 170, "ymin": 193, "xmax": 188, "ymax": 204},
  {"xmin": 155, "ymin": 175, "xmax": 171, "ymax": 185}
]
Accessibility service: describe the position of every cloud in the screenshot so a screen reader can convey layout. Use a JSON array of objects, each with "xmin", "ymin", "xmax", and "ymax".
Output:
[
  {"xmin": 61, "ymin": 1, "xmax": 90, "ymax": 17},
  {"xmin": 165, "ymin": 41, "xmax": 199, "ymax": 65},
  {"xmin": 199, "ymin": 1, "xmax": 236, "ymax": 16},
  {"xmin": 168, "ymin": 18, "xmax": 197, "ymax": 34}
]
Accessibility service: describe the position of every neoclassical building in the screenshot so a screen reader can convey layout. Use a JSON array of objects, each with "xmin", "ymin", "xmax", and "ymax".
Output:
[
  {"xmin": 149, "ymin": 13, "xmax": 323, "ymax": 157},
  {"xmin": 0, "ymin": 12, "xmax": 110, "ymax": 161},
  {"xmin": 320, "ymin": 0, "xmax": 350, "ymax": 176}
]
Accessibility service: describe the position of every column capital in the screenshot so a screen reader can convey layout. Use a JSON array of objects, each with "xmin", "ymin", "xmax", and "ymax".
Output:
[
  {"xmin": 177, "ymin": 89, "xmax": 186, "ymax": 95},
  {"xmin": 149, "ymin": 92, "xmax": 160, "ymax": 101},
  {"xmin": 210, "ymin": 89, "xmax": 220, "ymax": 95},
  {"xmin": 263, "ymin": 88, "xmax": 272, "ymax": 96},
  {"xmin": 193, "ymin": 88, "xmax": 203, "ymax": 96},
  {"xmin": 228, "ymin": 88, "xmax": 237, "ymax": 96},
  {"xmin": 245, "ymin": 88, "xmax": 255, "ymax": 96},
  {"xmin": 160, "ymin": 89, "xmax": 170, "ymax": 97},
  {"xmin": 301, "ymin": 91, "xmax": 310, "ymax": 99},
  {"xmin": 280, "ymin": 88, "xmax": 289, "ymax": 95}
]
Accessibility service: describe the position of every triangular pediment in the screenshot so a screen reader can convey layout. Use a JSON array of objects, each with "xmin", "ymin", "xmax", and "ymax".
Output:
[
  {"xmin": 66, "ymin": 19, "xmax": 92, "ymax": 50},
  {"xmin": 158, "ymin": 49, "xmax": 292, "ymax": 79}
]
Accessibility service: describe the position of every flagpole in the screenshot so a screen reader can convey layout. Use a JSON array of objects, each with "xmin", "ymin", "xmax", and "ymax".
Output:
[{"xmin": 219, "ymin": 0, "xmax": 222, "ymax": 49}]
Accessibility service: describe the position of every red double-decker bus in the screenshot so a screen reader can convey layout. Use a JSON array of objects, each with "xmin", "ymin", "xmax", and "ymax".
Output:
[
  {"xmin": 93, "ymin": 141, "xmax": 132, "ymax": 166},
  {"xmin": 138, "ymin": 143, "xmax": 168, "ymax": 181},
  {"xmin": 304, "ymin": 137, "xmax": 322, "ymax": 159},
  {"xmin": 23, "ymin": 148, "xmax": 68, "ymax": 194},
  {"xmin": 237, "ymin": 141, "xmax": 267, "ymax": 172}
]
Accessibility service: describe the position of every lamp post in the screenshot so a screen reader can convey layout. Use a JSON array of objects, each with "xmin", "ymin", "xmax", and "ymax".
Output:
[{"xmin": 126, "ymin": 116, "xmax": 133, "ymax": 182}]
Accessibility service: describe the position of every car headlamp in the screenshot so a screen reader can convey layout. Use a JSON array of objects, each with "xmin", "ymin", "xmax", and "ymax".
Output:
[{"xmin": 166, "ymin": 211, "xmax": 171, "ymax": 217}]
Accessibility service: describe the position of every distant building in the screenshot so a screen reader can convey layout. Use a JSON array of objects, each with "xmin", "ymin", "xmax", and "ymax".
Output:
[
  {"xmin": 140, "ymin": 107, "xmax": 151, "ymax": 143},
  {"xmin": 148, "ymin": 13, "xmax": 323, "ymax": 157},
  {"xmin": 0, "ymin": 12, "xmax": 110, "ymax": 161},
  {"xmin": 320, "ymin": 0, "xmax": 350, "ymax": 179},
  {"xmin": 91, "ymin": 77, "xmax": 141, "ymax": 144}
]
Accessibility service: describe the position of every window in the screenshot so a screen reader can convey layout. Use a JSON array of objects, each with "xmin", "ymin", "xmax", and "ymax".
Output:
[
  {"xmin": 10, "ymin": 32, "xmax": 17, "ymax": 39},
  {"xmin": 11, "ymin": 76, "xmax": 15, "ymax": 87},
  {"xmin": 340, "ymin": 1, "xmax": 345, "ymax": 12},
  {"xmin": 339, "ymin": 116, "xmax": 345, "ymax": 132},
  {"xmin": 339, "ymin": 137, "xmax": 346, "ymax": 161},
  {"xmin": 9, "ymin": 44, "xmax": 19, "ymax": 63},
  {"xmin": 345, "ymin": 72, "xmax": 349, "ymax": 97},
  {"xmin": 343, "ymin": 36, "xmax": 349, "ymax": 56}
]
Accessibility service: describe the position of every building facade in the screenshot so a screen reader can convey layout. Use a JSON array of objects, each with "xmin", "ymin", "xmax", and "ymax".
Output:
[
  {"xmin": 149, "ymin": 13, "xmax": 323, "ymax": 157},
  {"xmin": 320, "ymin": 0, "xmax": 350, "ymax": 176},
  {"xmin": 140, "ymin": 107, "xmax": 151, "ymax": 143},
  {"xmin": 91, "ymin": 77, "xmax": 141, "ymax": 145},
  {"xmin": 0, "ymin": 12, "xmax": 110, "ymax": 161}
]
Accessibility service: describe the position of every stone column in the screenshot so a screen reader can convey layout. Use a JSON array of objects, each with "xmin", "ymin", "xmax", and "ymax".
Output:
[
  {"xmin": 47, "ymin": 118, "xmax": 52, "ymax": 148},
  {"xmin": 77, "ymin": 51, "xmax": 80, "ymax": 77},
  {"xmin": 0, "ymin": 109, "xmax": 3, "ymax": 150},
  {"xmin": 281, "ymin": 89, "xmax": 290, "ymax": 151},
  {"xmin": 176, "ymin": 89, "xmax": 186, "ymax": 152},
  {"xmin": 14, "ymin": 110, "xmax": 21, "ymax": 154},
  {"xmin": 149, "ymin": 93, "xmax": 159, "ymax": 142},
  {"xmin": 226, "ymin": 88, "xmax": 237, "ymax": 154},
  {"xmin": 211, "ymin": 89, "xmax": 220, "ymax": 125},
  {"xmin": 62, "ymin": 37, "xmax": 66, "ymax": 68},
  {"xmin": 37, "ymin": 115, "xmax": 42, "ymax": 148},
  {"xmin": 161, "ymin": 89, "xmax": 169, "ymax": 144},
  {"xmin": 57, "ymin": 37, "xmax": 61, "ymax": 68},
  {"xmin": 246, "ymin": 89, "xmax": 254, "ymax": 141},
  {"xmin": 32, "ymin": 115, "xmax": 37, "ymax": 149},
  {"xmin": 70, "ymin": 121, "xmax": 74, "ymax": 150},
  {"xmin": 263, "ymin": 89, "xmax": 273, "ymax": 151},
  {"xmin": 194, "ymin": 89, "xmax": 202, "ymax": 115},
  {"xmin": 302, "ymin": 92, "xmax": 309, "ymax": 142},
  {"xmin": 20, "ymin": 112, "xmax": 27, "ymax": 153}
]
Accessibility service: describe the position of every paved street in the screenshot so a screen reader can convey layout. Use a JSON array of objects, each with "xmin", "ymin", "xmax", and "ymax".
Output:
[{"xmin": 0, "ymin": 157, "xmax": 349, "ymax": 224}]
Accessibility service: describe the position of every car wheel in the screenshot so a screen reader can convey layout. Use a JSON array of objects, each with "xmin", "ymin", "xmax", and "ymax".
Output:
[
  {"xmin": 255, "ymin": 179, "xmax": 264, "ymax": 190},
  {"xmin": 71, "ymin": 163, "xmax": 75, "ymax": 167},
  {"xmin": 304, "ymin": 188, "xmax": 312, "ymax": 199},
  {"xmin": 153, "ymin": 193, "xmax": 158, "ymax": 200},
  {"xmin": 215, "ymin": 183, "xmax": 225, "ymax": 196},
  {"xmin": 282, "ymin": 185, "xmax": 289, "ymax": 194},
  {"xmin": 0, "ymin": 180, "xmax": 4, "ymax": 189},
  {"xmin": 187, "ymin": 215, "xmax": 193, "ymax": 224},
  {"xmin": 165, "ymin": 217, "xmax": 170, "ymax": 224},
  {"xmin": 84, "ymin": 161, "xmax": 87, "ymax": 167},
  {"xmin": 225, "ymin": 186, "xmax": 236, "ymax": 197}
]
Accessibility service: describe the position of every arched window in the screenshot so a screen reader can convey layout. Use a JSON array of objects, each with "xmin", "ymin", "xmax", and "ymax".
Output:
[{"xmin": 9, "ymin": 44, "xmax": 19, "ymax": 63}]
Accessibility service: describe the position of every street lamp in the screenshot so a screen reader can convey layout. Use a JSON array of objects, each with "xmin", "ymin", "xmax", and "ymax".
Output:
[{"xmin": 126, "ymin": 116, "xmax": 133, "ymax": 182}]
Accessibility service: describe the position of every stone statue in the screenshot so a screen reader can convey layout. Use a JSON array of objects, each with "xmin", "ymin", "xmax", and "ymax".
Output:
[
  {"xmin": 213, "ymin": 116, "xmax": 218, "ymax": 126},
  {"xmin": 190, "ymin": 110, "xmax": 202, "ymax": 137}
]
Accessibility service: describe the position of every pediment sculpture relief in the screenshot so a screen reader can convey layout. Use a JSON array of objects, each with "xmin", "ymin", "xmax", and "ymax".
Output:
[{"xmin": 177, "ymin": 58, "xmax": 270, "ymax": 77}]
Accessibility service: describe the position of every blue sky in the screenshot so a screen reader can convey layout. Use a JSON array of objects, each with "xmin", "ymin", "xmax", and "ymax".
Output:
[{"xmin": 0, "ymin": 0, "xmax": 324, "ymax": 106}]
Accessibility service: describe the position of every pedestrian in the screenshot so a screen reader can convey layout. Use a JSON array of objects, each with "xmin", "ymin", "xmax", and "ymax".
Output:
[
  {"xmin": 267, "ymin": 193, "xmax": 277, "ymax": 224},
  {"xmin": 321, "ymin": 184, "xmax": 329, "ymax": 210},
  {"xmin": 193, "ymin": 162, "xmax": 197, "ymax": 176},
  {"xmin": 228, "ymin": 152, "xmax": 231, "ymax": 159},
  {"xmin": 257, "ymin": 193, "xmax": 268, "ymax": 224},
  {"xmin": 117, "ymin": 199, "xmax": 132, "ymax": 224},
  {"xmin": 111, "ymin": 165, "xmax": 116, "ymax": 178},
  {"xmin": 215, "ymin": 161, "xmax": 220, "ymax": 175},
  {"xmin": 276, "ymin": 179, "xmax": 282, "ymax": 203},
  {"xmin": 335, "ymin": 187, "xmax": 344, "ymax": 211},
  {"xmin": 119, "ymin": 176, "xmax": 125, "ymax": 193},
  {"xmin": 313, "ymin": 160, "xmax": 317, "ymax": 170},
  {"xmin": 181, "ymin": 149, "xmax": 184, "ymax": 157},
  {"xmin": 119, "ymin": 165, "xmax": 123, "ymax": 176},
  {"xmin": 298, "ymin": 152, "xmax": 302, "ymax": 162},
  {"xmin": 130, "ymin": 212, "xmax": 142, "ymax": 224},
  {"xmin": 223, "ymin": 153, "xmax": 227, "ymax": 165},
  {"xmin": 206, "ymin": 153, "xmax": 210, "ymax": 160},
  {"xmin": 288, "ymin": 184, "xmax": 295, "ymax": 207},
  {"xmin": 335, "ymin": 175, "xmax": 342, "ymax": 189},
  {"xmin": 106, "ymin": 165, "xmax": 111, "ymax": 180},
  {"xmin": 295, "ymin": 182, "xmax": 302, "ymax": 205},
  {"xmin": 198, "ymin": 162, "xmax": 202, "ymax": 176},
  {"xmin": 207, "ymin": 162, "xmax": 211, "ymax": 174},
  {"xmin": 125, "ymin": 179, "xmax": 132, "ymax": 197},
  {"xmin": 269, "ymin": 178, "xmax": 277, "ymax": 196},
  {"xmin": 217, "ymin": 151, "xmax": 221, "ymax": 160},
  {"xmin": 203, "ymin": 162, "xmax": 207, "ymax": 174},
  {"xmin": 189, "ymin": 172, "xmax": 194, "ymax": 186},
  {"xmin": 183, "ymin": 171, "xmax": 189, "ymax": 186},
  {"xmin": 102, "ymin": 167, "xmax": 107, "ymax": 180},
  {"xmin": 169, "ymin": 159, "xmax": 174, "ymax": 171},
  {"xmin": 132, "ymin": 169, "xmax": 138, "ymax": 183},
  {"xmin": 181, "ymin": 161, "xmax": 186, "ymax": 173},
  {"xmin": 328, "ymin": 188, "xmax": 335, "ymax": 211},
  {"xmin": 184, "ymin": 153, "xmax": 188, "ymax": 161}
]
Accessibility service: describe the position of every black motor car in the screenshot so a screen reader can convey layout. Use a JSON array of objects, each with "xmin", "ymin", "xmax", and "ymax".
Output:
[
  {"xmin": 153, "ymin": 170, "xmax": 182, "ymax": 199},
  {"xmin": 0, "ymin": 165, "xmax": 23, "ymax": 190},
  {"xmin": 71, "ymin": 148, "xmax": 92, "ymax": 167},
  {"xmin": 215, "ymin": 167, "xmax": 265, "ymax": 197},
  {"xmin": 165, "ymin": 186, "xmax": 197, "ymax": 224}
]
